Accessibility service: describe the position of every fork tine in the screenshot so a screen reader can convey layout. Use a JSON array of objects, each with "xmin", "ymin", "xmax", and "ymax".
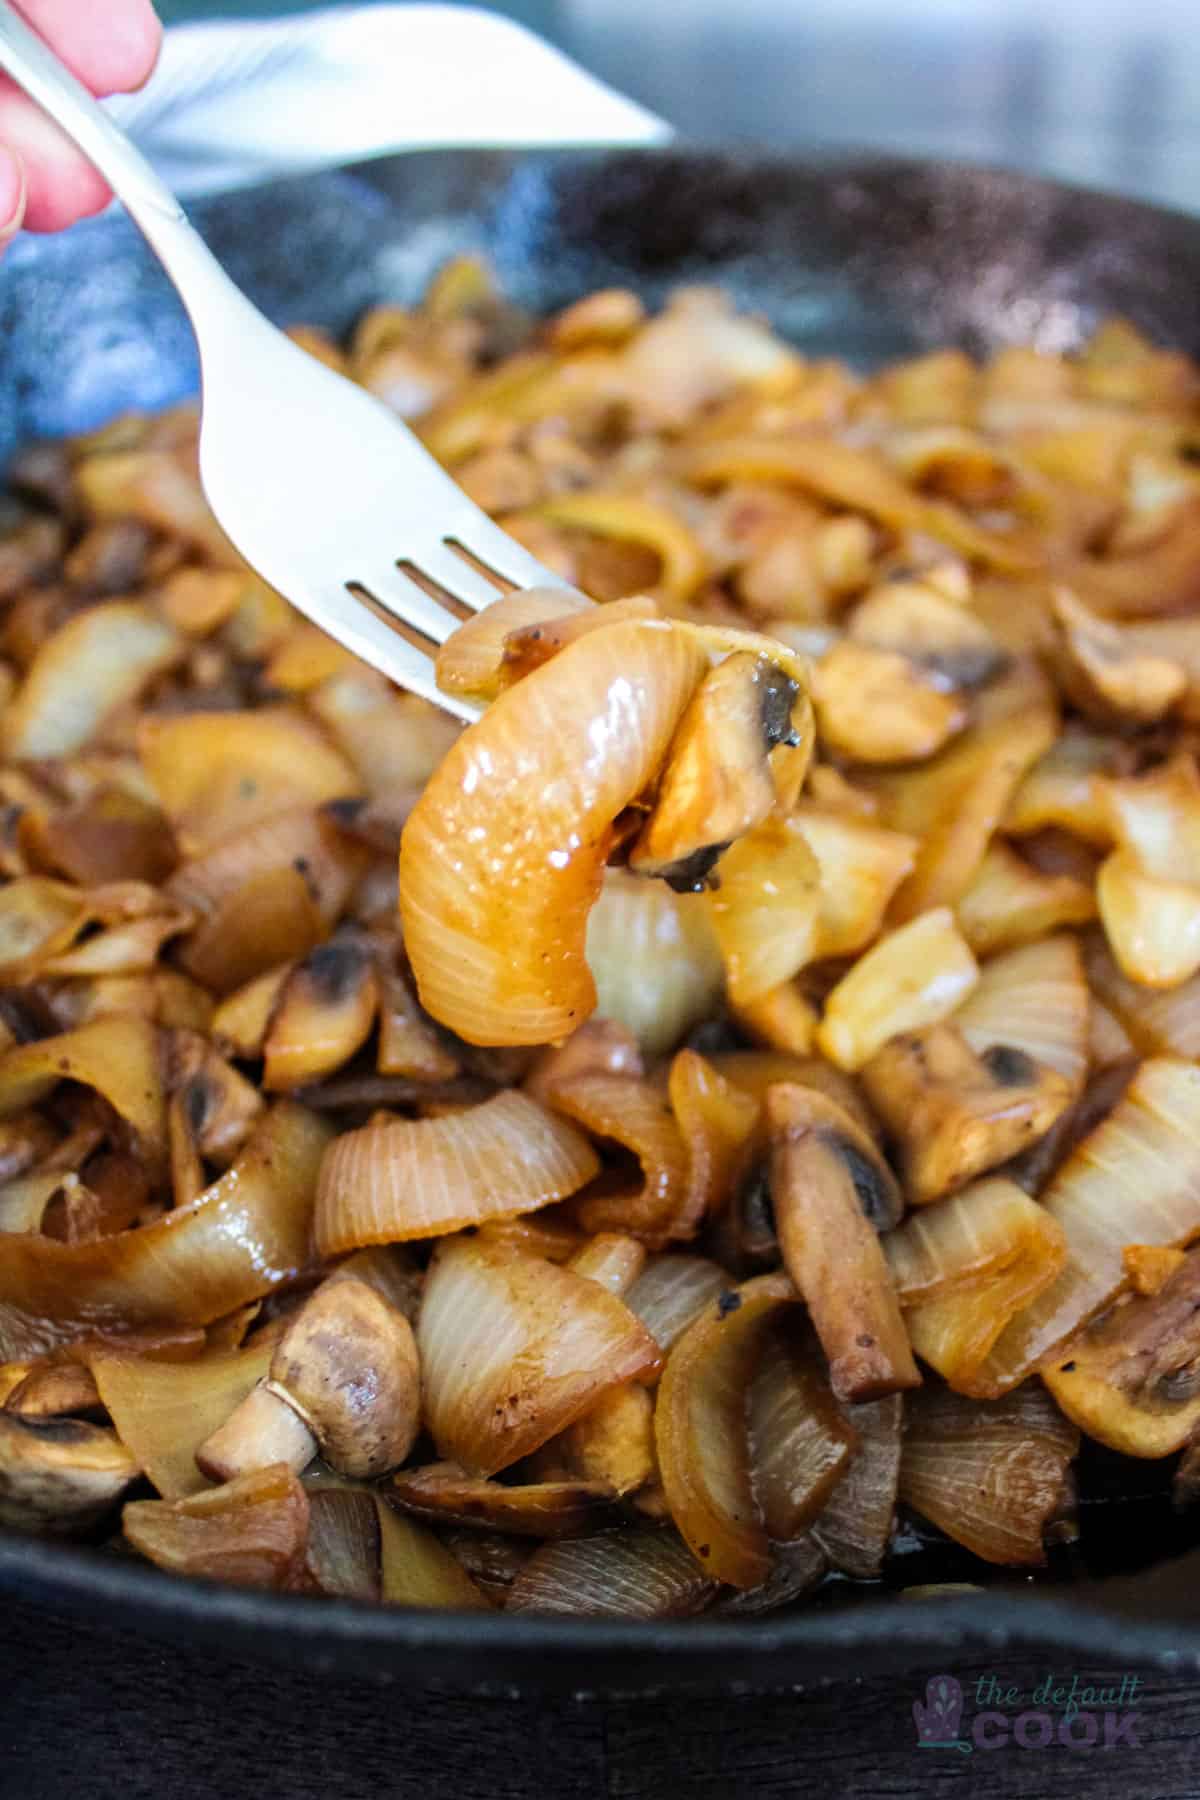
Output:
[
  {"xmin": 307, "ymin": 584, "xmax": 481, "ymax": 723},
  {"xmin": 440, "ymin": 508, "xmax": 581, "ymax": 598},
  {"xmin": 404, "ymin": 541, "xmax": 508, "ymax": 613},
  {"xmin": 348, "ymin": 569, "xmax": 466, "ymax": 646}
]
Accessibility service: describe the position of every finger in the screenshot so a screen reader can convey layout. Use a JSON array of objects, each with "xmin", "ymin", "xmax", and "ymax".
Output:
[
  {"xmin": 0, "ymin": 144, "xmax": 26, "ymax": 248},
  {"xmin": 12, "ymin": 0, "xmax": 163, "ymax": 96},
  {"xmin": 0, "ymin": 0, "xmax": 163, "ymax": 232},
  {"xmin": 0, "ymin": 95, "xmax": 109, "ymax": 232}
]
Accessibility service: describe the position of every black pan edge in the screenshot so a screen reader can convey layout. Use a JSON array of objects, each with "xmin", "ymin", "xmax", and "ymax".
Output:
[
  {"xmin": 4, "ymin": 1531, "xmax": 1200, "ymax": 1695},
  {"xmin": 2, "ymin": 142, "xmax": 1200, "ymax": 1688}
]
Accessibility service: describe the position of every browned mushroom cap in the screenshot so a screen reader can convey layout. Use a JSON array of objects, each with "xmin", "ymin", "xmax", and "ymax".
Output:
[
  {"xmin": 0, "ymin": 1414, "xmax": 138, "ymax": 1532},
  {"xmin": 765, "ymin": 1083, "xmax": 918, "ymax": 1403},
  {"xmin": 629, "ymin": 651, "xmax": 804, "ymax": 891},
  {"xmin": 4, "ymin": 1362, "xmax": 101, "ymax": 1420},
  {"xmin": 861, "ymin": 1022, "xmax": 1073, "ymax": 1206},
  {"xmin": 1044, "ymin": 1247, "xmax": 1200, "ymax": 1457},
  {"xmin": 197, "ymin": 1275, "xmax": 419, "ymax": 1482}
]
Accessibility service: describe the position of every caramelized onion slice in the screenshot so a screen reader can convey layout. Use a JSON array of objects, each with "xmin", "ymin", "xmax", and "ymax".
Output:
[
  {"xmin": 0, "ymin": 1015, "xmax": 167, "ymax": 1177},
  {"xmin": 434, "ymin": 588, "xmax": 592, "ymax": 699},
  {"xmin": 886, "ymin": 1176, "xmax": 1063, "ymax": 1304},
  {"xmin": 667, "ymin": 1049, "xmax": 760, "ymax": 1236},
  {"xmin": 314, "ymin": 1091, "xmax": 599, "ymax": 1257},
  {"xmin": 418, "ymin": 1237, "xmax": 661, "ymax": 1476},
  {"xmin": 0, "ymin": 1102, "xmax": 331, "ymax": 1361},
  {"xmin": 584, "ymin": 871, "xmax": 723, "ymax": 1057},
  {"xmin": 549, "ymin": 1072, "xmax": 690, "ymax": 1243},
  {"xmin": 956, "ymin": 841, "xmax": 1096, "ymax": 957},
  {"xmin": 123, "ymin": 1463, "xmax": 309, "ymax": 1590},
  {"xmin": 748, "ymin": 1316, "xmax": 857, "ymax": 1541},
  {"xmin": 954, "ymin": 934, "xmax": 1089, "ymax": 1092},
  {"xmin": 904, "ymin": 1219, "xmax": 1067, "ymax": 1393},
  {"xmin": 707, "ymin": 816, "xmax": 821, "ymax": 1007},
  {"xmin": 655, "ymin": 1272, "xmax": 796, "ymax": 1588},
  {"xmin": 624, "ymin": 1253, "xmax": 734, "ymax": 1353},
  {"xmin": 92, "ymin": 1339, "xmax": 273, "ymax": 1499},
  {"xmin": 713, "ymin": 1534, "xmax": 829, "ymax": 1617},
  {"xmin": 567, "ymin": 1232, "xmax": 647, "ymax": 1298},
  {"xmin": 790, "ymin": 806, "xmax": 917, "ymax": 963},
  {"xmin": 507, "ymin": 1526, "xmax": 716, "ymax": 1618},
  {"xmin": 138, "ymin": 708, "xmax": 358, "ymax": 858},
  {"xmin": 390, "ymin": 1463, "xmax": 615, "ymax": 1537},
  {"xmin": 304, "ymin": 1486, "xmax": 381, "ymax": 1601},
  {"xmin": 817, "ymin": 908, "xmax": 979, "ymax": 1074},
  {"xmin": 971, "ymin": 1059, "xmax": 1200, "ymax": 1393},
  {"xmin": 375, "ymin": 1497, "xmax": 490, "ymax": 1609},
  {"xmin": 898, "ymin": 1384, "xmax": 1078, "ymax": 1566},
  {"xmin": 400, "ymin": 617, "xmax": 708, "ymax": 1045},
  {"xmin": 812, "ymin": 1393, "xmax": 903, "ymax": 1578},
  {"xmin": 5, "ymin": 601, "xmax": 180, "ymax": 761}
]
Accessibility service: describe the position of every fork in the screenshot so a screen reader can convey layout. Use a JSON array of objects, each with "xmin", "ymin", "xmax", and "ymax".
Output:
[{"xmin": 0, "ymin": 1, "xmax": 582, "ymax": 724}]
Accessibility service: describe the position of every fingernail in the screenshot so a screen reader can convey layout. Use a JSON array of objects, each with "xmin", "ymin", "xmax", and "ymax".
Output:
[{"xmin": 0, "ymin": 146, "xmax": 26, "ymax": 240}]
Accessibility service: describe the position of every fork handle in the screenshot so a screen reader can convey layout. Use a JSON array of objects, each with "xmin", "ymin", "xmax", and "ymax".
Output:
[
  {"xmin": 0, "ymin": 2, "xmax": 184, "ymax": 224},
  {"xmin": 0, "ymin": 2, "xmax": 264, "ymax": 339}
]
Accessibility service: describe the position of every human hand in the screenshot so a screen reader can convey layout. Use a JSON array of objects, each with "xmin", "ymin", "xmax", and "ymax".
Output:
[{"xmin": 0, "ymin": 0, "xmax": 162, "ymax": 244}]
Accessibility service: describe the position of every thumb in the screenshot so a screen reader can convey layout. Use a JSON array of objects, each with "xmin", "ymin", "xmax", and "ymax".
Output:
[{"xmin": 0, "ymin": 144, "xmax": 26, "ymax": 248}]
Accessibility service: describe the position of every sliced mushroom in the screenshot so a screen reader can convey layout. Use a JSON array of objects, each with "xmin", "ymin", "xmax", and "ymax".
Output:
[
  {"xmin": 262, "ymin": 935, "xmax": 380, "ymax": 1091},
  {"xmin": 766, "ymin": 1083, "xmax": 918, "ymax": 1402},
  {"xmin": 196, "ymin": 1275, "xmax": 419, "ymax": 1482},
  {"xmin": 1051, "ymin": 586, "xmax": 1186, "ymax": 725},
  {"xmin": 847, "ymin": 576, "xmax": 1006, "ymax": 690},
  {"xmin": 861, "ymin": 1022, "xmax": 1073, "ymax": 1205},
  {"xmin": 164, "ymin": 1027, "xmax": 264, "ymax": 1166},
  {"xmin": 0, "ymin": 1413, "xmax": 138, "ymax": 1532},
  {"xmin": 630, "ymin": 651, "xmax": 803, "ymax": 888},
  {"xmin": 390, "ymin": 1463, "xmax": 616, "ymax": 1537},
  {"xmin": 812, "ymin": 640, "xmax": 967, "ymax": 765},
  {"xmin": 5, "ymin": 1362, "xmax": 101, "ymax": 1420},
  {"xmin": 1044, "ymin": 1248, "xmax": 1200, "ymax": 1456}
]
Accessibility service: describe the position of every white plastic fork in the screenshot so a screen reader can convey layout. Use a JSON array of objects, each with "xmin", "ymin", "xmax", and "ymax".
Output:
[{"xmin": 0, "ymin": 1, "xmax": 582, "ymax": 724}]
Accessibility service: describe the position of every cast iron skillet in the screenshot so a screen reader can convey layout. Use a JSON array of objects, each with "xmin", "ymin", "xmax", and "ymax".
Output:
[{"xmin": 1, "ymin": 146, "xmax": 1200, "ymax": 1693}]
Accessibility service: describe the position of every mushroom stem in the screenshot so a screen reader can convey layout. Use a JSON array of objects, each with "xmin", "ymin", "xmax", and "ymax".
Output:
[
  {"xmin": 195, "ymin": 1275, "xmax": 420, "ymax": 1484},
  {"xmin": 766, "ymin": 1083, "xmax": 919, "ymax": 1404},
  {"xmin": 196, "ymin": 1380, "xmax": 316, "ymax": 1484}
]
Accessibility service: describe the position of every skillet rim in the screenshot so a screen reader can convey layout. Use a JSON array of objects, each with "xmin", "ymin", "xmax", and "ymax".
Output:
[{"xmin": 2, "ymin": 140, "xmax": 1200, "ymax": 1686}]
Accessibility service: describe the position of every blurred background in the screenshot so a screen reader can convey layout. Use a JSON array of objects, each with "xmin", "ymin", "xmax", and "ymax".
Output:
[{"xmin": 155, "ymin": 0, "xmax": 1200, "ymax": 211}]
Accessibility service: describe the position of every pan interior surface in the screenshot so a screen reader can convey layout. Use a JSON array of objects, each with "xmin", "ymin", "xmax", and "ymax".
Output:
[{"xmin": 1, "ymin": 144, "xmax": 1199, "ymax": 1685}]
